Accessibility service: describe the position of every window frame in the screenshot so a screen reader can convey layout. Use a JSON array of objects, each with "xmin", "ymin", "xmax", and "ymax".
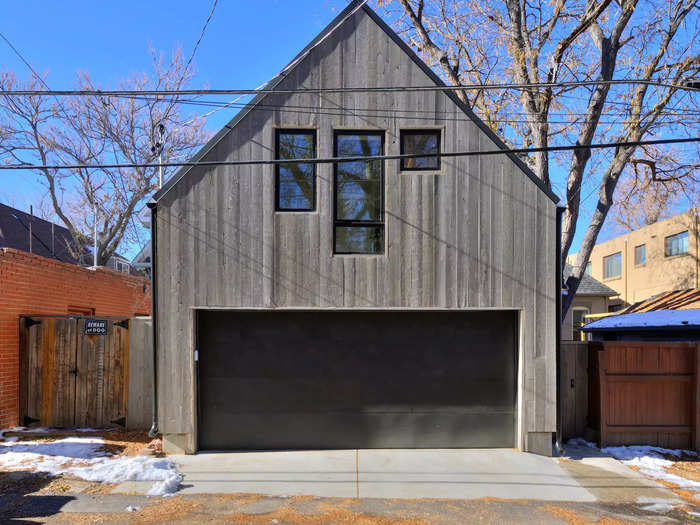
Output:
[
  {"xmin": 603, "ymin": 251, "xmax": 622, "ymax": 279},
  {"xmin": 399, "ymin": 129, "xmax": 441, "ymax": 171},
  {"xmin": 634, "ymin": 244, "xmax": 646, "ymax": 266},
  {"xmin": 572, "ymin": 306, "xmax": 590, "ymax": 341},
  {"xmin": 333, "ymin": 130, "xmax": 385, "ymax": 255},
  {"xmin": 665, "ymin": 230, "xmax": 689, "ymax": 258},
  {"xmin": 274, "ymin": 128, "xmax": 317, "ymax": 212},
  {"xmin": 584, "ymin": 261, "xmax": 592, "ymax": 276}
]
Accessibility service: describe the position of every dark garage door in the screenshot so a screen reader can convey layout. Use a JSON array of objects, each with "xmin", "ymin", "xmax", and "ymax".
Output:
[{"xmin": 197, "ymin": 310, "xmax": 517, "ymax": 450}]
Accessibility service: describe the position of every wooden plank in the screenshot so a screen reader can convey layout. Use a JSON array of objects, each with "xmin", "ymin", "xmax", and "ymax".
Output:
[{"xmin": 127, "ymin": 317, "xmax": 153, "ymax": 430}]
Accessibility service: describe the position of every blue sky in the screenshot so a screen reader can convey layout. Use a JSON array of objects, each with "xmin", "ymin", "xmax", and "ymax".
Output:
[{"xmin": 1, "ymin": 0, "xmax": 595, "ymax": 257}]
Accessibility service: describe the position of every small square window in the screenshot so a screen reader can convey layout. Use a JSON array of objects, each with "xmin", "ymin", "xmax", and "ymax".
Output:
[
  {"xmin": 275, "ymin": 130, "xmax": 316, "ymax": 211},
  {"xmin": 665, "ymin": 231, "xmax": 688, "ymax": 257},
  {"xmin": 400, "ymin": 130, "xmax": 440, "ymax": 170},
  {"xmin": 585, "ymin": 262, "xmax": 592, "ymax": 276},
  {"xmin": 634, "ymin": 244, "xmax": 646, "ymax": 265}
]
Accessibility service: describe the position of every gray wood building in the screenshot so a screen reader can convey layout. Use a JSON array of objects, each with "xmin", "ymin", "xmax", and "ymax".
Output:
[{"xmin": 150, "ymin": 0, "xmax": 558, "ymax": 455}]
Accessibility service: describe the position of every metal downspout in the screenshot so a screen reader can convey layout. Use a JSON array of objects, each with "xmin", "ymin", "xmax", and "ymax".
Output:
[
  {"xmin": 555, "ymin": 204, "xmax": 566, "ymax": 455},
  {"xmin": 147, "ymin": 200, "xmax": 159, "ymax": 438}
]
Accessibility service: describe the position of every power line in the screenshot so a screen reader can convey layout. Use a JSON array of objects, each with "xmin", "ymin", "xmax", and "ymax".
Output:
[
  {"xmin": 114, "ymin": 93, "xmax": 700, "ymax": 124},
  {"xmin": 2, "ymin": 137, "xmax": 697, "ymax": 171},
  {"xmin": 0, "ymin": 31, "xmax": 51, "ymax": 90},
  {"xmin": 2, "ymin": 79, "xmax": 698, "ymax": 97},
  {"xmin": 178, "ymin": 0, "xmax": 218, "ymax": 87}
]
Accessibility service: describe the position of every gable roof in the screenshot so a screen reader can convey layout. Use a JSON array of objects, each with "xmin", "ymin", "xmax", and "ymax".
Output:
[
  {"xmin": 563, "ymin": 263, "xmax": 617, "ymax": 297},
  {"xmin": 0, "ymin": 202, "xmax": 87, "ymax": 264},
  {"xmin": 152, "ymin": 0, "xmax": 558, "ymax": 204}
]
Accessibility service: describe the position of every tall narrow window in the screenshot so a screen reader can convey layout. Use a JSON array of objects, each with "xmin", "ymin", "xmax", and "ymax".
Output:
[
  {"xmin": 634, "ymin": 244, "xmax": 646, "ymax": 265},
  {"xmin": 665, "ymin": 231, "xmax": 689, "ymax": 257},
  {"xmin": 400, "ymin": 130, "xmax": 440, "ymax": 170},
  {"xmin": 585, "ymin": 262, "xmax": 592, "ymax": 276},
  {"xmin": 603, "ymin": 252, "xmax": 622, "ymax": 279},
  {"xmin": 275, "ymin": 130, "xmax": 316, "ymax": 211},
  {"xmin": 334, "ymin": 132, "xmax": 384, "ymax": 254}
]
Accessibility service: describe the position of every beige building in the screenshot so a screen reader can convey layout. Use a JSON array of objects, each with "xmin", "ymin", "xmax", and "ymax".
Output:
[{"xmin": 568, "ymin": 209, "xmax": 699, "ymax": 309}]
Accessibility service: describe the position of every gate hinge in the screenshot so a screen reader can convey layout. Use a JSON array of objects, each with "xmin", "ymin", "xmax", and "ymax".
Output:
[
  {"xmin": 114, "ymin": 319, "xmax": 129, "ymax": 329},
  {"xmin": 23, "ymin": 415, "xmax": 40, "ymax": 426},
  {"xmin": 25, "ymin": 317, "xmax": 42, "ymax": 328},
  {"xmin": 110, "ymin": 417, "xmax": 126, "ymax": 427}
]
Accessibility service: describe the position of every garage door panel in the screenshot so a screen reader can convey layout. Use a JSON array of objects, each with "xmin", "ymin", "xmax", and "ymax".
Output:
[
  {"xmin": 202, "ymin": 378, "xmax": 515, "ymax": 413},
  {"xmin": 198, "ymin": 310, "xmax": 517, "ymax": 450},
  {"xmin": 199, "ymin": 412, "xmax": 516, "ymax": 450}
]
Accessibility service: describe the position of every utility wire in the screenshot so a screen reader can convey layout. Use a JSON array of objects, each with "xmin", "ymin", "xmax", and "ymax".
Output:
[
  {"xmin": 178, "ymin": 0, "xmax": 218, "ymax": 88},
  {"xmin": 2, "ymin": 137, "xmax": 697, "ymax": 171},
  {"xmin": 2, "ymin": 79, "xmax": 699, "ymax": 97},
  {"xmin": 0, "ymin": 31, "xmax": 51, "ymax": 90},
  {"xmin": 112, "ymin": 93, "xmax": 700, "ymax": 124}
]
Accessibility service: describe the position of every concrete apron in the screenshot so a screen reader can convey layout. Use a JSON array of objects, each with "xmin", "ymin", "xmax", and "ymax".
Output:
[{"xmin": 114, "ymin": 449, "xmax": 679, "ymax": 503}]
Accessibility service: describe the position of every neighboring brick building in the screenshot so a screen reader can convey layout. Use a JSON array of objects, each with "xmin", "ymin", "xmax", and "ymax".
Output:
[{"xmin": 0, "ymin": 248, "xmax": 151, "ymax": 429}]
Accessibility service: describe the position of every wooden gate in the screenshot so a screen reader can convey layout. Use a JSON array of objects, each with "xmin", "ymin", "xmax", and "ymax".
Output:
[
  {"xmin": 590, "ymin": 341, "xmax": 700, "ymax": 450},
  {"xmin": 19, "ymin": 316, "xmax": 130, "ymax": 428}
]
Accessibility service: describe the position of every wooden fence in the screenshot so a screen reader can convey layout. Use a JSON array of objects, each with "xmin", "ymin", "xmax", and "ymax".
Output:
[
  {"xmin": 19, "ymin": 315, "xmax": 130, "ymax": 428},
  {"xmin": 589, "ymin": 341, "xmax": 700, "ymax": 450},
  {"xmin": 560, "ymin": 341, "xmax": 589, "ymax": 441}
]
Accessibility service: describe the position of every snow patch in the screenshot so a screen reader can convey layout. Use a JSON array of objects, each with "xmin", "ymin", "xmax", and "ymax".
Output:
[
  {"xmin": 641, "ymin": 502, "xmax": 675, "ymax": 513},
  {"xmin": 602, "ymin": 445, "xmax": 700, "ymax": 492},
  {"xmin": 0, "ymin": 436, "xmax": 181, "ymax": 495}
]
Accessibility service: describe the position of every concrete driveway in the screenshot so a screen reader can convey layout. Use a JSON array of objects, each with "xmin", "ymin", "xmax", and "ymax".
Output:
[{"xmin": 162, "ymin": 448, "xmax": 669, "ymax": 502}]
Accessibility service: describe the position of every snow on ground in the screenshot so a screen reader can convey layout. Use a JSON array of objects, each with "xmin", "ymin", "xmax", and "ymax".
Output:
[
  {"xmin": 565, "ymin": 438, "xmax": 700, "ymax": 495},
  {"xmin": 0, "ymin": 433, "xmax": 181, "ymax": 496}
]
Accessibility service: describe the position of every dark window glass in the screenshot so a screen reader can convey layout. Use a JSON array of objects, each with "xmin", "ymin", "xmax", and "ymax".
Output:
[
  {"xmin": 276, "ymin": 130, "xmax": 316, "ymax": 211},
  {"xmin": 634, "ymin": 244, "xmax": 646, "ymax": 265},
  {"xmin": 665, "ymin": 231, "xmax": 688, "ymax": 257},
  {"xmin": 334, "ymin": 132, "xmax": 384, "ymax": 254},
  {"xmin": 400, "ymin": 130, "xmax": 440, "ymax": 170},
  {"xmin": 335, "ymin": 226, "xmax": 383, "ymax": 254}
]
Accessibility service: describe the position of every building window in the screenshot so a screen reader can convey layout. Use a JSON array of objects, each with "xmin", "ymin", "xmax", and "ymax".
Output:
[
  {"xmin": 334, "ymin": 131, "xmax": 384, "ymax": 254},
  {"xmin": 665, "ymin": 231, "xmax": 689, "ymax": 257},
  {"xmin": 400, "ymin": 130, "xmax": 440, "ymax": 171},
  {"xmin": 608, "ymin": 303, "xmax": 623, "ymax": 313},
  {"xmin": 585, "ymin": 262, "xmax": 592, "ymax": 276},
  {"xmin": 275, "ymin": 130, "xmax": 316, "ymax": 211},
  {"xmin": 603, "ymin": 252, "xmax": 622, "ymax": 279},
  {"xmin": 634, "ymin": 244, "xmax": 646, "ymax": 265},
  {"xmin": 572, "ymin": 307, "xmax": 590, "ymax": 341}
]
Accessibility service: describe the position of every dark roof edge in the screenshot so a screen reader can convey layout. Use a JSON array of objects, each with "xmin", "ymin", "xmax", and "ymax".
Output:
[
  {"xmin": 583, "ymin": 324, "xmax": 700, "ymax": 333},
  {"xmin": 360, "ymin": 5, "xmax": 559, "ymax": 204},
  {"xmin": 154, "ymin": 0, "xmax": 559, "ymax": 204}
]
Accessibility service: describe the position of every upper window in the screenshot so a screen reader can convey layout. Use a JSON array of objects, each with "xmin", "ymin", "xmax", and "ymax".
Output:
[
  {"xmin": 572, "ymin": 307, "xmax": 590, "ymax": 341},
  {"xmin": 585, "ymin": 262, "xmax": 592, "ymax": 276},
  {"xmin": 334, "ymin": 132, "xmax": 384, "ymax": 254},
  {"xmin": 400, "ymin": 130, "xmax": 440, "ymax": 171},
  {"xmin": 665, "ymin": 231, "xmax": 689, "ymax": 257},
  {"xmin": 634, "ymin": 244, "xmax": 646, "ymax": 266},
  {"xmin": 603, "ymin": 252, "xmax": 622, "ymax": 279},
  {"xmin": 276, "ymin": 130, "xmax": 316, "ymax": 211}
]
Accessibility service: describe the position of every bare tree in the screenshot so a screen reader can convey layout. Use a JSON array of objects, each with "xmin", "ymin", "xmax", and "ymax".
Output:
[
  {"xmin": 379, "ymin": 0, "xmax": 699, "ymax": 315},
  {"xmin": 0, "ymin": 48, "xmax": 208, "ymax": 265}
]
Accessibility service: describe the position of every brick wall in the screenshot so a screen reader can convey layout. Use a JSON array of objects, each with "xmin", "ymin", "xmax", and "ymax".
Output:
[{"xmin": 0, "ymin": 248, "xmax": 151, "ymax": 429}]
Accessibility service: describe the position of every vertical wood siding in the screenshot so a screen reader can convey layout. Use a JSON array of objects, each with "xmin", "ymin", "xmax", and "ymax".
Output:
[{"xmin": 155, "ymin": 9, "xmax": 557, "ymax": 449}]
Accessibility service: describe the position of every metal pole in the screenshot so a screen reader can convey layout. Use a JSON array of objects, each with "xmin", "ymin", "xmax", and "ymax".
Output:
[
  {"xmin": 159, "ymin": 151, "xmax": 163, "ymax": 189},
  {"xmin": 93, "ymin": 202, "xmax": 98, "ymax": 267}
]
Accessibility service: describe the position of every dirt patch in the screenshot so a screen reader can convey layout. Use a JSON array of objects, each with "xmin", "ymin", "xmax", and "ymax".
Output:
[{"xmin": 540, "ymin": 504, "xmax": 644, "ymax": 525}]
